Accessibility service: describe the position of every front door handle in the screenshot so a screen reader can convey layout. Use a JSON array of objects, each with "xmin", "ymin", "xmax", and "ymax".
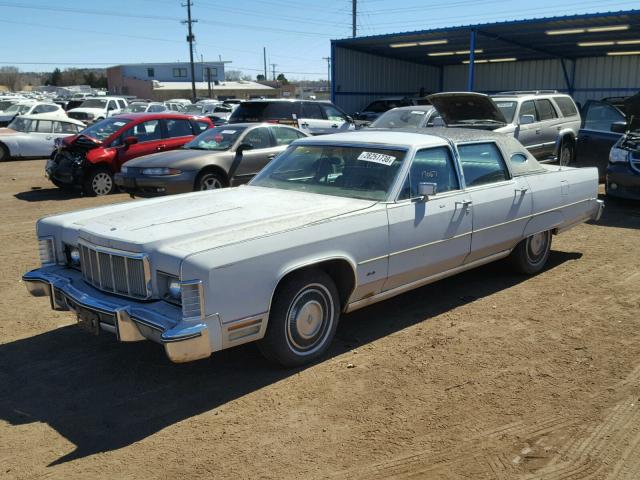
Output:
[
  {"xmin": 300, "ymin": 122, "xmax": 309, "ymax": 128},
  {"xmin": 535, "ymin": 128, "xmax": 541, "ymax": 134},
  {"xmin": 267, "ymin": 153, "xmax": 276, "ymax": 160},
  {"xmin": 456, "ymin": 199, "xmax": 473, "ymax": 207},
  {"xmin": 515, "ymin": 187, "xmax": 529, "ymax": 194},
  {"xmin": 331, "ymin": 124, "xmax": 339, "ymax": 128}
]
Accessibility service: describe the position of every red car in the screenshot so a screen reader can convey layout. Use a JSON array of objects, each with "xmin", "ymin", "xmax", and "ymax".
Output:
[{"xmin": 46, "ymin": 113, "xmax": 213, "ymax": 195}]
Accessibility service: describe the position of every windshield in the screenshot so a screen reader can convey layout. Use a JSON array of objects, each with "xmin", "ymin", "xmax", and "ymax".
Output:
[
  {"xmin": 5, "ymin": 104, "xmax": 32, "ymax": 114},
  {"xmin": 250, "ymin": 144, "xmax": 407, "ymax": 201},
  {"xmin": 493, "ymin": 100, "xmax": 517, "ymax": 123},
  {"xmin": 126, "ymin": 103, "xmax": 149, "ymax": 112},
  {"xmin": 80, "ymin": 117, "xmax": 133, "ymax": 141},
  {"xmin": 184, "ymin": 126, "xmax": 246, "ymax": 150},
  {"xmin": 230, "ymin": 102, "xmax": 295, "ymax": 122},
  {"xmin": 371, "ymin": 109, "xmax": 431, "ymax": 128},
  {"xmin": 79, "ymin": 99, "xmax": 107, "ymax": 109},
  {"xmin": 0, "ymin": 100, "xmax": 17, "ymax": 111},
  {"xmin": 7, "ymin": 117, "xmax": 32, "ymax": 132}
]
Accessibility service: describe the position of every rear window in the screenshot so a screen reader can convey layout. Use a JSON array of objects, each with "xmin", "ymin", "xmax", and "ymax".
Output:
[
  {"xmin": 553, "ymin": 96, "xmax": 578, "ymax": 117},
  {"xmin": 230, "ymin": 102, "xmax": 297, "ymax": 122}
]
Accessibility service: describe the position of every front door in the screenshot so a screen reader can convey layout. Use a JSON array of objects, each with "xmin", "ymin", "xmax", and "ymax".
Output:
[
  {"xmin": 576, "ymin": 100, "xmax": 625, "ymax": 177},
  {"xmin": 116, "ymin": 119, "xmax": 163, "ymax": 168},
  {"xmin": 230, "ymin": 126, "xmax": 282, "ymax": 182},
  {"xmin": 20, "ymin": 119, "xmax": 55, "ymax": 157},
  {"xmin": 457, "ymin": 142, "xmax": 532, "ymax": 263},
  {"xmin": 514, "ymin": 100, "xmax": 545, "ymax": 160},
  {"xmin": 534, "ymin": 98, "xmax": 562, "ymax": 160},
  {"xmin": 384, "ymin": 146, "xmax": 472, "ymax": 291}
]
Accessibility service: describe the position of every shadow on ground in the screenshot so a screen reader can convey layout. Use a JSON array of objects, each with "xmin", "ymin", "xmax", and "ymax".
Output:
[
  {"xmin": 594, "ymin": 193, "xmax": 640, "ymax": 230},
  {"xmin": 14, "ymin": 187, "xmax": 130, "ymax": 203},
  {"xmin": 0, "ymin": 251, "xmax": 581, "ymax": 466}
]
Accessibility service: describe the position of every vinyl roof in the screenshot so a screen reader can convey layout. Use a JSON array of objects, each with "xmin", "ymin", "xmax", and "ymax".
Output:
[{"xmin": 332, "ymin": 10, "xmax": 640, "ymax": 66}]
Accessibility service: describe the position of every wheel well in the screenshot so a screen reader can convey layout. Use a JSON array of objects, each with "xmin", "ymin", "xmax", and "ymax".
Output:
[
  {"xmin": 195, "ymin": 165, "xmax": 229, "ymax": 188},
  {"xmin": 0, "ymin": 141, "xmax": 9, "ymax": 155},
  {"xmin": 275, "ymin": 259, "xmax": 356, "ymax": 311},
  {"xmin": 86, "ymin": 162, "xmax": 114, "ymax": 176},
  {"xmin": 561, "ymin": 133, "xmax": 576, "ymax": 146}
]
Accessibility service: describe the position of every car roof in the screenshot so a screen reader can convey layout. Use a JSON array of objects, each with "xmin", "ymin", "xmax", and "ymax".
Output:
[
  {"xmin": 115, "ymin": 112, "xmax": 208, "ymax": 121},
  {"xmin": 19, "ymin": 114, "xmax": 84, "ymax": 125},
  {"xmin": 380, "ymin": 105, "xmax": 435, "ymax": 112},
  {"xmin": 294, "ymin": 130, "xmax": 450, "ymax": 148}
]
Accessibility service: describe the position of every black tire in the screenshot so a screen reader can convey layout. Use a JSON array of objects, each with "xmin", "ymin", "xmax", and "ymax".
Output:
[
  {"xmin": 195, "ymin": 170, "xmax": 227, "ymax": 191},
  {"xmin": 509, "ymin": 230, "xmax": 552, "ymax": 275},
  {"xmin": 0, "ymin": 143, "xmax": 10, "ymax": 162},
  {"xmin": 83, "ymin": 167, "xmax": 115, "ymax": 196},
  {"xmin": 559, "ymin": 138, "xmax": 575, "ymax": 166},
  {"xmin": 258, "ymin": 269, "xmax": 340, "ymax": 367}
]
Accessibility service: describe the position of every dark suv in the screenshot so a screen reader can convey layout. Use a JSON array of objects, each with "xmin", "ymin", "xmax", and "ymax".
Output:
[
  {"xmin": 46, "ymin": 113, "xmax": 212, "ymax": 196},
  {"xmin": 228, "ymin": 99, "xmax": 354, "ymax": 135}
]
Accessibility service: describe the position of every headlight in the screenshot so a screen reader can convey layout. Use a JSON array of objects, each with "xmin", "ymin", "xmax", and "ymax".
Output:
[
  {"xmin": 610, "ymin": 147, "xmax": 630, "ymax": 164},
  {"xmin": 159, "ymin": 272, "xmax": 182, "ymax": 303},
  {"xmin": 142, "ymin": 168, "xmax": 182, "ymax": 176},
  {"xmin": 168, "ymin": 278, "xmax": 181, "ymax": 299},
  {"xmin": 38, "ymin": 237, "xmax": 56, "ymax": 265}
]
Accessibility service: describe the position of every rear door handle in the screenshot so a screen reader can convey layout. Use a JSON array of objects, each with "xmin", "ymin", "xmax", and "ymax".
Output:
[{"xmin": 515, "ymin": 187, "xmax": 528, "ymax": 194}]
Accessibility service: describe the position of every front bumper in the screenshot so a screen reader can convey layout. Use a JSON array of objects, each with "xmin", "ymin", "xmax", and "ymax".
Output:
[
  {"xmin": 23, "ymin": 266, "xmax": 211, "ymax": 363},
  {"xmin": 606, "ymin": 163, "xmax": 640, "ymax": 200},
  {"xmin": 114, "ymin": 171, "xmax": 197, "ymax": 196}
]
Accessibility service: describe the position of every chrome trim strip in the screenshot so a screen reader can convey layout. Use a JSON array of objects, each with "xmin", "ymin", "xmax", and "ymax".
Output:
[
  {"xmin": 357, "ymin": 254, "xmax": 389, "ymax": 266},
  {"xmin": 130, "ymin": 316, "xmax": 164, "ymax": 332},
  {"xmin": 346, "ymin": 250, "xmax": 511, "ymax": 313},
  {"xmin": 161, "ymin": 332, "xmax": 202, "ymax": 342},
  {"xmin": 222, "ymin": 311, "xmax": 267, "ymax": 326},
  {"xmin": 389, "ymin": 231, "xmax": 472, "ymax": 258}
]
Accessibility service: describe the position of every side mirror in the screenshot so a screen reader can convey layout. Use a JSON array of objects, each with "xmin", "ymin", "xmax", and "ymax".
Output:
[
  {"xmin": 236, "ymin": 142, "xmax": 254, "ymax": 153},
  {"xmin": 519, "ymin": 114, "xmax": 535, "ymax": 125},
  {"xmin": 123, "ymin": 136, "xmax": 138, "ymax": 148},
  {"xmin": 417, "ymin": 182, "xmax": 437, "ymax": 201},
  {"xmin": 611, "ymin": 121, "xmax": 627, "ymax": 134}
]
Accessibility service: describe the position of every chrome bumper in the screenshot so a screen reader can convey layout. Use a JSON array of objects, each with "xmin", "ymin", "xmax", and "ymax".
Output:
[
  {"xmin": 593, "ymin": 199, "xmax": 605, "ymax": 222},
  {"xmin": 23, "ymin": 266, "xmax": 212, "ymax": 363}
]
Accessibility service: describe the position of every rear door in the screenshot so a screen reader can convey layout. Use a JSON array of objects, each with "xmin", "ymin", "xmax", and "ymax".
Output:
[
  {"xmin": 576, "ymin": 100, "xmax": 625, "ymax": 176},
  {"xmin": 298, "ymin": 102, "xmax": 327, "ymax": 134},
  {"xmin": 20, "ymin": 120, "xmax": 55, "ymax": 157},
  {"xmin": 162, "ymin": 117, "xmax": 196, "ymax": 150},
  {"xmin": 534, "ymin": 98, "xmax": 561, "ymax": 160},
  {"xmin": 514, "ymin": 100, "xmax": 544, "ymax": 159},
  {"xmin": 457, "ymin": 142, "xmax": 532, "ymax": 263}
]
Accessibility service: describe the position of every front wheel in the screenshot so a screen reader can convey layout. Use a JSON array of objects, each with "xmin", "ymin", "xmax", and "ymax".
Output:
[
  {"xmin": 83, "ymin": 167, "xmax": 115, "ymax": 196},
  {"xmin": 195, "ymin": 170, "xmax": 227, "ymax": 191},
  {"xmin": 258, "ymin": 269, "xmax": 340, "ymax": 367},
  {"xmin": 509, "ymin": 230, "xmax": 552, "ymax": 274}
]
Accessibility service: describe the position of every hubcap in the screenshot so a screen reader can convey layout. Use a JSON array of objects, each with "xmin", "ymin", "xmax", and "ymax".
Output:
[
  {"xmin": 201, "ymin": 175, "xmax": 223, "ymax": 190},
  {"xmin": 92, "ymin": 172, "xmax": 113, "ymax": 195},
  {"xmin": 526, "ymin": 231, "xmax": 549, "ymax": 264},
  {"xmin": 286, "ymin": 284, "xmax": 334, "ymax": 355}
]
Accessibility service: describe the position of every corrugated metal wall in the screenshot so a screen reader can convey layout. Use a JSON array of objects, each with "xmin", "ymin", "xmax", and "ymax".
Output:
[
  {"xmin": 333, "ymin": 46, "xmax": 440, "ymax": 113},
  {"xmin": 334, "ymin": 46, "xmax": 640, "ymax": 112}
]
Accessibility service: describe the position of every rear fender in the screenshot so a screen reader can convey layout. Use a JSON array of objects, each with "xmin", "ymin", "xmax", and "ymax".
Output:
[{"xmin": 523, "ymin": 211, "xmax": 564, "ymax": 237}]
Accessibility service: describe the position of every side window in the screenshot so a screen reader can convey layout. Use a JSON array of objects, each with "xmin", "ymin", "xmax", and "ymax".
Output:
[
  {"xmin": 165, "ymin": 119, "xmax": 194, "ymax": 138},
  {"xmin": 193, "ymin": 120, "xmax": 210, "ymax": 133},
  {"xmin": 122, "ymin": 120, "xmax": 161, "ymax": 143},
  {"xmin": 108, "ymin": 100, "xmax": 118, "ymax": 111},
  {"xmin": 117, "ymin": 100, "xmax": 126, "ymax": 109},
  {"xmin": 272, "ymin": 126, "xmax": 306, "ymax": 146},
  {"xmin": 553, "ymin": 97, "xmax": 578, "ymax": 117},
  {"xmin": 399, "ymin": 147, "xmax": 459, "ymax": 200},
  {"xmin": 583, "ymin": 102, "xmax": 625, "ymax": 132},
  {"xmin": 518, "ymin": 101, "xmax": 537, "ymax": 122},
  {"xmin": 535, "ymin": 99, "xmax": 558, "ymax": 121},
  {"xmin": 243, "ymin": 127, "xmax": 272, "ymax": 149},
  {"xmin": 322, "ymin": 104, "xmax": 346, "ymax": 122},
  {"xmin": 510, "ymin": 153, "xmax": 529, "ymax": 164},
  {"xmin": 53, "ymin": 121, "xmax": 78, "ymax": 134},
  {"xmin": 301, "ymin": 102, "xmax": 324, "ymax": 119},
  {"xmin": 458, "ymin": 143, "xmax": 509, "ymax": 187},
  {"xmin": 32, "ymin": 105, "xmax": 46, "ymax": 114},
  {"xmin": 35, "ymin": 120, "xmax": 53, "ymax": 133},
  {"xmin": 40, "ymin": 105, "xmax": 58, "ymax": 113}
]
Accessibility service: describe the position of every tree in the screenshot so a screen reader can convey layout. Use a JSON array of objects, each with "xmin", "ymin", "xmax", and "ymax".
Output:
[
  {"xmin": 277, "ymin": 73, "xmax": 289, "ymax": 85},
  {"xmin": 47, "ymin": 68, "xmax": 62, "ymax": 86},
  {"xmin": 225, "ymin": 69, "xmax": 244, "ymax": 81},
  {"xmin": 256, "ymin": 74, "xmax": 266, "ymax": 81},
  {"xmin": 0, "ymin": 66, "xmax": 20, "ymax": 90}
]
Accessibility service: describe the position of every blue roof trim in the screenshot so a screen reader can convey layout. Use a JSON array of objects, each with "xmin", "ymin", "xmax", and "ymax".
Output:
[{"xmin": 331, "ymin": 9, "xmax": 640, "ymax": 44}]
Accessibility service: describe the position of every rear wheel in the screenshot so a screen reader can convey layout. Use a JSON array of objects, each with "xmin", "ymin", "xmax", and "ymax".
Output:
[
  {"xmin": 509, "ymin": 230, "xmax": 552, "ymax": 274},
  {"xmin": 0, "ymin": 143, "xmax": 10, "ymax": 162},
  {"xmin": 195, "ymin": 170, "xmax": 227, "ymax": 191},
  {"xmin": 559, "ymin": 139, "xmax": 575, "ymax": 166},
  {"xmin": 258, "ymin": 269, "xmax": 340, "ymax": 367},
  {"xmin": 83, "ymin": 167, "xmax": 114, "ymax": 196}
]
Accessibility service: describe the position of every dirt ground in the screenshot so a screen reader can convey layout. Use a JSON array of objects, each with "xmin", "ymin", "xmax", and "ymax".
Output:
[{"xmin": 1, "ymin": 159, "xmax": 639, "ymax": 480}]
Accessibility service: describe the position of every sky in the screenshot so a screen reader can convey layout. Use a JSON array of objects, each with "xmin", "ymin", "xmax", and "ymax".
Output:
[{"xmin": 0, "ymin": 0, "xmax": 638, "ymax": 80}]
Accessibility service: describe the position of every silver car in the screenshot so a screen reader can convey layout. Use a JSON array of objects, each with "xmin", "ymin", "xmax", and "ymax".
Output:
[
  {"xmin": 0, "ymin": 114, "xmax": 85, "ymax": 161},
  {"xmin": 114, "ymin": 123, "xmax": 309, "ymax": 195}
]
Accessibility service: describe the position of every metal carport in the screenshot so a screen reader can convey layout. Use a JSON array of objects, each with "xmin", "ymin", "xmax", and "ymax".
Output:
[{"xmin": 331, "ymin": 10, "xmax": 640, "ymax": 113}]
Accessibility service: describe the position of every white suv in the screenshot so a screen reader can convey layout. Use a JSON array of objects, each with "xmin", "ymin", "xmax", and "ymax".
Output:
[
  {"xmin": 67, "ymin": 96, "xmax": 128, "ymax": 124},
  {"xmin": 429, "ymin": 91, "xmax": 581, "ymax": 165}
]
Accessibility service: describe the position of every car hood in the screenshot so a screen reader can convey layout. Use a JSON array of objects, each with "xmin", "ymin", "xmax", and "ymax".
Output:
[
  {"xmin": 123, "ymin": 148, "xmax": 229, "ymax": 169},
  {"xmin": 62, "ymin": 186, "xmax": 376, "ymax": 255},
  {"xmin": 427, "ymin": 92, "xmax": 507, "ymax": 127},
  {"xmin": 68, "ymin": 108, "xmax": 105, "ymax": 114},
  {"xmin": 623, "ymin": 93, "xmax": 640, "ymax": 132},
  {"xmin": 0, "ymin": 114, "xmax": 17, "ymax": 122}
]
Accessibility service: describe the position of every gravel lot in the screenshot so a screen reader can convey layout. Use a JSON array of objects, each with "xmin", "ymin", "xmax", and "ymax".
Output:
[{"xmin": 1, "ymin": 159, "xmax": 639, "ymax": 479}]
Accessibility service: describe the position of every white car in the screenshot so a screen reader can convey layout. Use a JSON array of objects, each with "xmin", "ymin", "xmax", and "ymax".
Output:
[
  {"xmin": 0, "ymin": 101, "xmax": 66, "ymax": 127},
  {"xmin": 0, "ymin": 114, "xmax": 85, "ymax": 161},
  {"xmin": 67, "ymin": 97, "xmax": 128, "ymax": 124},
  {"xmin": 121, "ymin": 102, "xmax": 167, "ymax": 114},
  {"xmin": 23, "ymin": 130, "xmax": 603, "ymax": 366}
]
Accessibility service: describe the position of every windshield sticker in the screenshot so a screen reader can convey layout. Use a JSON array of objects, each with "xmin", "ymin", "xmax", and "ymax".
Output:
[
  {"xmin": 357, "ymin": 151, "xmax": 396, "ymax": 166},
  {"xmin": 411, "ymin": 111, "xmax": 426, "ymax": 115},
  {"xmin": 221, "ymin": 130, "xmax": 236, "ymax": 134},
  {"xmin": 496, "ymin": 102, "xmax": 514, "ymax": 108}
]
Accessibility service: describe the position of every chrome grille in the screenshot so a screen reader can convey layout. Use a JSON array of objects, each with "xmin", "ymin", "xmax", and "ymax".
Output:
[{"xmin": 79, "ymin": 242, "xmax": 150, "ymax": 299}]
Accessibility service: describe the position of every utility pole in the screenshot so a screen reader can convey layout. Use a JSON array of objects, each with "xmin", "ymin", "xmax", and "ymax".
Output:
[
  {"xmin": 352, "ymin": 0, "xmax": 357, "ymax": 38},
  {"xmin": 181, "ymin": 1, "xmax": 198, "ymax": 102},
  {"xmin": 270, "ymin": 63, "xmax": 277, "ymax": 81},
  {"xmin": 322, "ymin": 56, "xmax": 331, "ymax": 93},
  {"xmin": 263, "ymin": 47, "xmax": 267, "ymax": 79},
  {"xmin": 206, "ymin": 67, "xmax": 212, "ymax": 98}
]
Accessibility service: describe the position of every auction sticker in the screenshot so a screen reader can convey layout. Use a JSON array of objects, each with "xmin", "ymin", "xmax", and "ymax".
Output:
[
  {"xmin": 221, "ymin": 130, "xmax": 236, "ymax": 134},
  {"xmin": 357, "ymin": 151, "xmax": 396, "ymax": 166}
]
